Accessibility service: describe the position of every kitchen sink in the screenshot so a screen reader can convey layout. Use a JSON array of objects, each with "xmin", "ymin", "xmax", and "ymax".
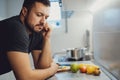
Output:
[{"xmin": 53, "ymin": 52, "xmax": 92, "ymax": 62}]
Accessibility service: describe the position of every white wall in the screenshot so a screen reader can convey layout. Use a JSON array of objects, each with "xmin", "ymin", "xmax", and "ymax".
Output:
[
  {"xmin": 51, "ymin": 0, "xmax": 93, "ymax": 53},
  {"xmin": 0, "ymin": 0, "xmax": 24, "ymax": 19},
  {"xmin": 51, "ymin": 11, "xmax": 93, "ymax": 53},
  {"xmin": 0, "ymin": 0, "xmax": 7, "ymax": 20},
  {"xmin": 6, "ymin": 0, "xmax": 24, "ymax": 18}
]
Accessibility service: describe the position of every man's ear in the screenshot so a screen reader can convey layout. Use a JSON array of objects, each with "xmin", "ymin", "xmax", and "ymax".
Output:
[{"xmin": 21, "ymin": 7, "xmax": 28, "ymax": 17}]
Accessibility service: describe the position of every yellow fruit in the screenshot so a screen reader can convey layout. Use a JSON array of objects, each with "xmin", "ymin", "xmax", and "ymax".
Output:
[
  {"xmin": 93, "ymin": 65, "xmax": 100, "ymax": 70},
  {"xmin": 87, "ymin": 65, "xmax": 95, "ymax": 74}
]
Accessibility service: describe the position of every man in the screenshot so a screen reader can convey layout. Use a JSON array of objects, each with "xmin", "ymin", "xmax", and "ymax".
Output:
[{"xmin": 0, "ymin": 0, "xmax": 58, "ymax": 80}]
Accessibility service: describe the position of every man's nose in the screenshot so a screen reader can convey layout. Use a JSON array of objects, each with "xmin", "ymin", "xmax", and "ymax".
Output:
[{"xmin": 40, "ymin": 16, "xmax": 46, "ymax": 24}]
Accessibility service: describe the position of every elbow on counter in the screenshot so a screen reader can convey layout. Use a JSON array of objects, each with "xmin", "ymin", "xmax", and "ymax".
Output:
[
  {"xmin": 15, "ymin": 69, "xmax": 52, "ymax": 80},
  {"xmin": 35, "ymin": 62, "xmax": 51, "ymax": 69}
]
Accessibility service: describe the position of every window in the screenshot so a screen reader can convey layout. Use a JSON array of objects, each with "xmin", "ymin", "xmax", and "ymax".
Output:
[{"xmin": 47, "ymin": 1, "xmax": 61, "ymax": 28}]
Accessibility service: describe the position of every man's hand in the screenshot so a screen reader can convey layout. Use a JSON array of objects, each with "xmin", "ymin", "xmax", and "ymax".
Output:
[
  {"xmin": 50, "ymin": 62, "xmax": 59, "ymax": 74},
  {"xmin": 42, "ymin": 22, "xmax": 52, "ymax": 39}
]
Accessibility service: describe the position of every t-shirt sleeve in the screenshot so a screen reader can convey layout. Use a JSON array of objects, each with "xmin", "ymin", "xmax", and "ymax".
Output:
[{"xmin": 4, "ymin": 21, "xmax": 29, "ymax": 53}]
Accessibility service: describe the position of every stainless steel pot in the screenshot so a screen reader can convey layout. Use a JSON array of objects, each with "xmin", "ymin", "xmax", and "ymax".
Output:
[{"xmin": 66, "ymin": 48, "xmax": 86, "ymax": 60}]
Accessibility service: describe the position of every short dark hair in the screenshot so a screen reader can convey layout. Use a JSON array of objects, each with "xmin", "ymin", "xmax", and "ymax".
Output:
[{"xmin": 23, "ymin": 0, "xmax": 50, "ymax": 10}]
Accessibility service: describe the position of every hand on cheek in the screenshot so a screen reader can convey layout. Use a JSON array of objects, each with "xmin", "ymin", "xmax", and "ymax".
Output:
[{"xmin": 42, "ymin": 23, "xmax": 52, "ymax": 39}]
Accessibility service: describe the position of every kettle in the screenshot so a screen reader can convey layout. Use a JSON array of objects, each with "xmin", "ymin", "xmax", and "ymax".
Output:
[{"xmin": 66, "ymin": 48, "xmax": 86, "ymax": 61}]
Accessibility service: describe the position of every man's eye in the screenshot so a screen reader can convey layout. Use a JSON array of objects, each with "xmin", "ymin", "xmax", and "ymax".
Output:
[
  {"xmin": 37, "ymin": 14, "xmax": 42, "ymax": 17},
  {"xmin": 45, "ymin": 16, "xmax": 48, "ymax": 19}
]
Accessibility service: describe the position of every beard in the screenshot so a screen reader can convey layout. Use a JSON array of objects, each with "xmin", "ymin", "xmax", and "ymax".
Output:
[
  {"xmin": 24, "ymin": 18, "xmax": 34, "ymax": 33},
  {"xmin": 24, "ymin": 18, "xmax": 44, "ymax": 34}
]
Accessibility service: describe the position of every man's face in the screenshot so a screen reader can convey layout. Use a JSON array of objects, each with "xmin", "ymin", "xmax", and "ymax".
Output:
[{"xmin": 25, "ymin": 2, "xmax": 50, "ymax": 33}]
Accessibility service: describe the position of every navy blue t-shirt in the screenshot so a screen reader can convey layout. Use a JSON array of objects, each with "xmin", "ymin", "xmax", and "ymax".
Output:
[{"xmin": 0, "ymin": 16, "xmax": 43, "ymax": 75}]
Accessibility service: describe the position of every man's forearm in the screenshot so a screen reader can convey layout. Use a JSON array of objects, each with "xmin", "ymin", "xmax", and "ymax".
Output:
[
  {"xmin": 37, "ymin": 39, "xmax": 53, "ymax": 68},
  {"xmin": 16, "ymin": 66, "xmax": 56, "ymax": 80}
]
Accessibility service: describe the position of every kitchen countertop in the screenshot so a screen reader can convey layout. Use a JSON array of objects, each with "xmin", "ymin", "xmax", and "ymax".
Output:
[{"xmin": 47, "ymin": 61, "xmax": 112, "ymax": 80}]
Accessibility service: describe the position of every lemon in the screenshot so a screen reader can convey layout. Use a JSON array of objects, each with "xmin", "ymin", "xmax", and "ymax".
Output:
[{"xmin": 86, "ymin": 65, "xmax": 95, "ymax": 74}]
